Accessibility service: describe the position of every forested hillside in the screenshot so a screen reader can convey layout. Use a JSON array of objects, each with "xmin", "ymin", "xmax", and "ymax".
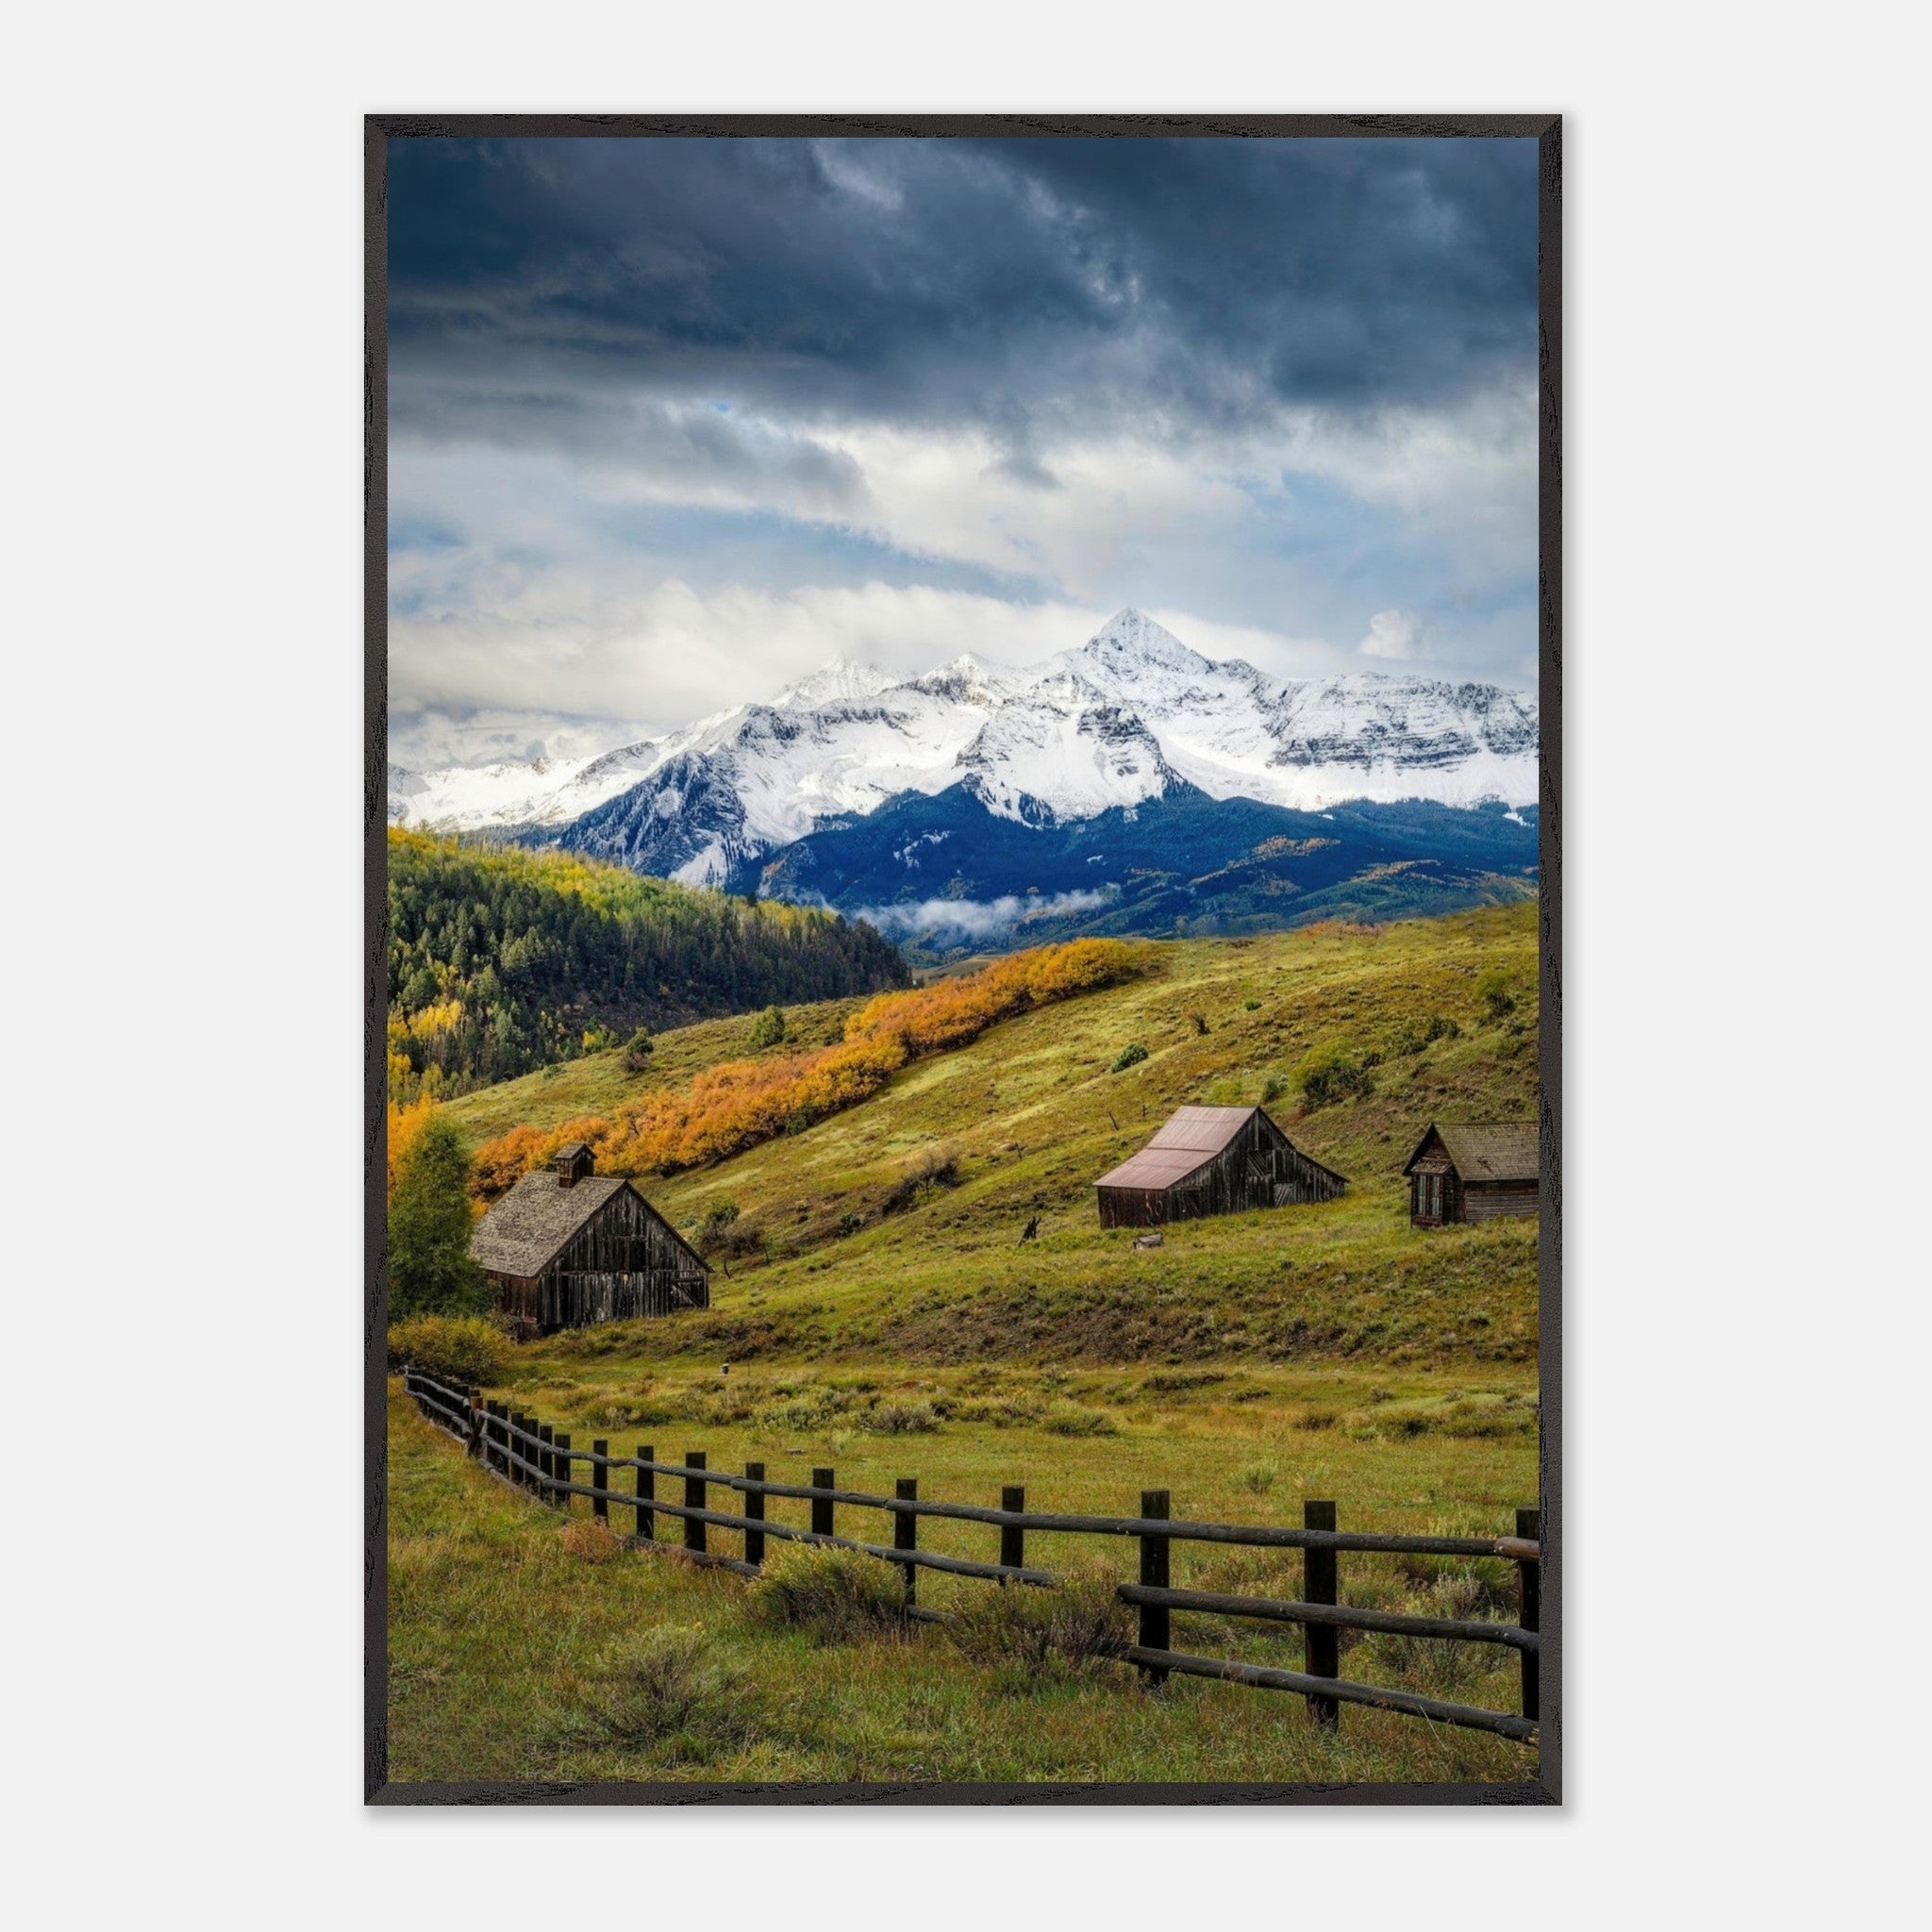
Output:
[{"xmin": 386, "ymin": 830, "xmax": 909, "ymax": 1099}]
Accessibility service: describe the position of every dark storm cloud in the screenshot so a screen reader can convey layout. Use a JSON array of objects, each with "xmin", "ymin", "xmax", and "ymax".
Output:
[
  {"xmin": 386, "ymin": 135, "xmax": 1541, "ymax": 765},
  {"xmin": 387, "ymin": 135, "xmax": 1538, "ymax": 454}
]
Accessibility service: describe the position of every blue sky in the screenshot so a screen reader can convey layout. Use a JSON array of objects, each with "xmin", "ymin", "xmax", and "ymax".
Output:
[{"xmin": 387, "ymin": 135, "xmax": 1541, "ymax": 770}]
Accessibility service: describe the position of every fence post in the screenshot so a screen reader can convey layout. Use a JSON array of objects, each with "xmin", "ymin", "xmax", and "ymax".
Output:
[
  {"xmin": 685, "ymin": 1451, "xmax": 708, "ymax": 1556},
  {"xmin": 1000, "ymin": 1485, "xmax": 1024, "ymax": 1581},
  {"xmin": 1138, "ymin": 1489, "xmax": 1171, "ymax": 1687},
  {"xmin": 467, "ymin": 1395, "xmax": 484, "ymax": 1459},
  {"xmin": 811, "ymin": 1467, "xmax": 835, "ymax": 1540},
  {"xmin": 482, "ymin": 1400, "xmax": 498, "ymax": 1472},
  {"xmin": 635, "ymin": 1445, "xmax": 655, "ymax": 1541},
  {"xmin": 591, "ymin": 1441, "xmax": 609, "ymax": 1523},
  {"xmin": 1517, "ymin": 1506, "xmax": 1541, "ymax": 1723},
  {"xmin": 538, "ymin": 1424, "xmax": 556, "ymax": 1502},
  {"xmin": 553, "ymin": 1433, "xmax": 572, "ymax": 1512},
  {"xmin": 896, "ymin": 1478, "xmax": 919, "ymax": 1609},
  {"xmin": 744, "ymin": 1462, "xmax": 766, "ymax": 1568},
  {"xmin": 1304, "ymin": 1500, "xmax": 1340, "ymax": 1731},
  {"xmin": 515, "ymin": 1413, "xmax": 536, "ymax": 1491}
]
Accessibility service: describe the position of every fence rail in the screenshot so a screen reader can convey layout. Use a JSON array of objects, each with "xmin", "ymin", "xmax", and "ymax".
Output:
[{"xmin": 401, "ymin": 1367, "xmax": 1541, "ymax": 1746}]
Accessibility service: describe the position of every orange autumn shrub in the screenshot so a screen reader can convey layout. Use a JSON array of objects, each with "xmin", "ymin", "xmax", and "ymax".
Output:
[
  {"xmin": 469, "ymin": 1116, "xmax": 607, "ymax": 1200},
  {"xmin": 470, "ymin": 938, "xmax": 1143, "ymax": 1198}
]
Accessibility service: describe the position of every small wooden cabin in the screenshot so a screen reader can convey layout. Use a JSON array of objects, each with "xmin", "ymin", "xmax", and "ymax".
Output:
[
  {"xmin": 1403, "ymin": 1123, "xmax": 1540, "ymax": 1226},
  {"xmin": 1094, "ymin": 1105, "xmax": 1346, "ymax": 1229},
  {"xmin": 470, "ymin": 1143, "xmax": 709, "ymax": 1333}
]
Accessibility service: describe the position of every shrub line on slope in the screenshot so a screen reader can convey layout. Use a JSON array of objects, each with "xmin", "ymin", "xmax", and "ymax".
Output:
[{"xmin": 472, "ymin": 939, "xmax": 1147, "ymax": 1196}]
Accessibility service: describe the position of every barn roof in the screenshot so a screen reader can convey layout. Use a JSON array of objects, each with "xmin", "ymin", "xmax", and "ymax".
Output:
[
  {"xmin": 1093, "ymin": 1105, "xmax": 1338, "ymax": 1193},
  {"xmin": 1404, "ymin": 1123, "xmax": 1540, "ymax": 1183},
  {"xmin": 470, "ymin": 1172, "xmax": 632, "ymax": 1279},
  {"xmin": 1093, "ymin": 1145, "xmax": 1219, "ymax": 1191},
  {"xmin": 1147, "ymin": 1106, "xmax": 1270, "ymax": 1153}
]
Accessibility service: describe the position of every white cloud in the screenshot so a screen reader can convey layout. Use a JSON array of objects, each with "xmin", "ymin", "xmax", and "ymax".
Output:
[
  {"xmin": 850, "ymin": 890, "xmax": 1112, "ymax": 941},
  {"xmin": 386, "ymin": 374, "xmax": 1535, "ymax": 762},
  {"xmin": 387, "ymin": 573, "xmax": 1112, "ymax": 747},
  {"xmin": 387, "ymin": 563, "xmax": 1374, "ymax": 768},
  {"xmin": 1359, "ymin": 608, "xmax": 1424, "ymax": 660},
  {"xmin": 395, "ymin": 376, "xmax": 1533, "ymax": 630},
  {"xmin": 1274, "ymin": 377, "xmax": 1540, "ymax": 575},
  {"xmin": 386, "ymin": 707, "xmax": 654, "ymax": 774}
]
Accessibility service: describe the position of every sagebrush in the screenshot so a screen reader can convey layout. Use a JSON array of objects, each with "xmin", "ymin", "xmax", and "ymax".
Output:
[{"xmin": 746, "ymin": 1545, "xmax": 910, "ymax": 1643}]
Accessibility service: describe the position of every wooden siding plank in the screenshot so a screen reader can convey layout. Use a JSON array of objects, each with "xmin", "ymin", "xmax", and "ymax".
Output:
[{"xmin": 486, "ymin": 1181, "xmax": 709, "ymax": 1332}]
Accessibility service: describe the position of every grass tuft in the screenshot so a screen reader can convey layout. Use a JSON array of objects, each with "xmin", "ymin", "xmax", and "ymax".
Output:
[
  {"xmin": 576, "ymin": 1625, "xmax": 758, "ymax": 1756},
  {"xmin": 558, "ymin": 1516, "xmax": 624, "ymax": 1564},
  {"xmin": 1040, "ymin": 1403, "xmax": 1119, "ymax": 1438},
  {"xmin": 862, "ymin": 1398, "xmax": 942, "ymax": 1436},
  {"xmin": 746, "ymin": 1545, "xmax": 911, "ymax": 1644},
  {"xmin": 944, "ymin": 1569, "xmax": 1136, "ymax": 1687}
]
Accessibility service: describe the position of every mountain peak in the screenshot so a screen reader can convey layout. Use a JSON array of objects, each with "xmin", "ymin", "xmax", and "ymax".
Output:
[
  {"xmin": 774, "ymin": 658, "xmax": 898, "ymax": 710},
  {"xmin": 1078, "ymin": 608, "xmax": 1205, "ymax": 674},
  {"xmin": 391, "ymin": 607, "xmax": 1537, "ymax": 840},
  {"xmin": 911, "ymin": 651, "xmax": 1025, "ymax": 708}
]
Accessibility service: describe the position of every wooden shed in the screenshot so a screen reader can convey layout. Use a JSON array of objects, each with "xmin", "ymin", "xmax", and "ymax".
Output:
[
  {"xmin": 470, "ymin": 1143, "xmax": 709, "ymax": 1333},
  {"xmin": 1094, "ymin": 1105, "xmax": 1346, "ymax": 1229},
  {"xmin": 1403, "ymin": 1123, "xmax": 1540, "ymax": 1226}
]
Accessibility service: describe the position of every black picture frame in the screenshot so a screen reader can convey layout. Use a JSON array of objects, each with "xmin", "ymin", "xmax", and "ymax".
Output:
[{"xmin": 365, "ymin": 110, "xmax": 1561, "ymax": 1807}]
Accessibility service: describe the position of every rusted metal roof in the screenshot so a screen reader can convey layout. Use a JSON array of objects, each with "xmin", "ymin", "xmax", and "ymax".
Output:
[
  {"xmin": 1093, "ymin": 1145, "xmax": 1217, "ymax": 1191},
  {"xmin": 1403, "ymin": 1123, "xmax": 1539, "ymax": 1183},
  {"xmin": 1096, "ymin": 1105, "xmax": 1266, "ymax": 1192},
  {"xmin": 1145, "ymin": 1106, "xmax": 1266, "ymax": 1153},
  {"xmin": 470, "ymin": 1172, "xmax": 628, "ymax": 1278}
]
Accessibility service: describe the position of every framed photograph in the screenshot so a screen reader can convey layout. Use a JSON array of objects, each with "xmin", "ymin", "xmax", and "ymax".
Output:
[{"xmin": 367, "ymin": 112, "xmax": 1560, "ymax": 1806}]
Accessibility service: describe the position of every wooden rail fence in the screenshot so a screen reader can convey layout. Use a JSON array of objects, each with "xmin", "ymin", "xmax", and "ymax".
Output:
[{"xmin": 402, "ymin": 1367, "xmax": 1541, "ymax": 1745}]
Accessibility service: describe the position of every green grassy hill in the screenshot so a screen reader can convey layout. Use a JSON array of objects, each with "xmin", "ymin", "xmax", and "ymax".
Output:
[
  {"xmin": 398, "ymin": 902, "xmax": 1543, "ymax": 1785},
  {"xmin": 445, "ymin": 901, "xmax": 1541, "ymax": 1379}
]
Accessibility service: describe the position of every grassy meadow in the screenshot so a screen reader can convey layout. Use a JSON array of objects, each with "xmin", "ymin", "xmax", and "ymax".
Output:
[
  {"xmin": 388, "ymin": 1387, "xmax": 1534, "ymax": 1785},
  {"xmin": 392, "ymin": 901, "xmax": 1543, "ymax": 1785}
]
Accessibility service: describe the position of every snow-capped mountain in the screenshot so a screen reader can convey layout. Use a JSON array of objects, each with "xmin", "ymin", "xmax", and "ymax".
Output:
[
  {"xmin": 389, "ymin": 610, "xmax": 1538, "ymax": 887},
  {"xmin": 772, "ymin": 659, "xmax": 902, "ymax": 711}
]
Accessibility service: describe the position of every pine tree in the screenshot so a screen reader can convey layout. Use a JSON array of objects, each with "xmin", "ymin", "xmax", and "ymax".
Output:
[{"xmin": 388, "ymin": 1111, "xmax": 491, "ymax": 1317}]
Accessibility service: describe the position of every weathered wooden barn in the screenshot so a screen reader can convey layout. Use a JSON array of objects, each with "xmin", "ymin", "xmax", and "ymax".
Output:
[
  {"xmin": 470, "ymin": 1143, "xmax": 709, "ymax": 1332},
  {"xmin": 1403, "ymin": 1123, "xmax": 1540, "ymax": 1226},
  {"xmin": 1093, "ymin": 1105, "xmax": 1347, "ymax": 1229}
]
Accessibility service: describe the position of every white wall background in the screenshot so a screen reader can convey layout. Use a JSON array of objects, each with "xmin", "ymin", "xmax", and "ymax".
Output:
[{"xmin": 5, "ymin": 5, "xmax": 1924, "ymax": 1926}]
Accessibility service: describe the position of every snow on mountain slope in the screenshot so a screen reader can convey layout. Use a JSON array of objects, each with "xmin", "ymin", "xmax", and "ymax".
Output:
[
  {"xmin": 1259, "ymin": 675, "xmax": 1538, "ymax": 807},
  {"xmin": 772, "ymin": 658, "xmax": 901, "ymax": 710},
  {"xmin": 387, "ymin": 746, "xmax": 662, "ymax": 831},
  {"xmin": 956, "ymin": 671, "xmax": 1184, "ymax": 824},
  {"xmin": 555, "ymin": 749, "xmax": 756, "ymax": 887},
  {"xmin": 391, "ymin": 609, "xmax": 1538, "ymax": 856},
  {"xmin": 909, "ymin": 651, "xmax": 1030, "ymax": 709}
]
